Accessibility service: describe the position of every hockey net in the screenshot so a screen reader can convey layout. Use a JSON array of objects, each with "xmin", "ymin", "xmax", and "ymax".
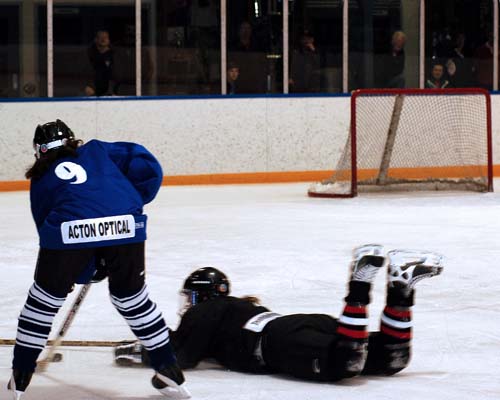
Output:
[{"xmin": 308, "ymin": 88, "xmax": 493, "ymax": 197}]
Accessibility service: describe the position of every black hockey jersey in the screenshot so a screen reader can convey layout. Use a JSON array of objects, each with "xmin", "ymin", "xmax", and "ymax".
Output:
[{"xmin": 170, "ymin": 296, "xmax": 271, "ymax": 373}]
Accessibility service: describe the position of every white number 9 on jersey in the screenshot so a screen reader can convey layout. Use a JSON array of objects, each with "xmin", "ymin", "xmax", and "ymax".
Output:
[{"xmin": 55, "ymin": 161, "xmax": 88, "ymax": 184}]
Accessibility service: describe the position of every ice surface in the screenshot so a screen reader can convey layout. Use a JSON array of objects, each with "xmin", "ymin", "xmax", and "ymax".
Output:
[{"xmin": 1, "ymin": 183, "xmax": 500, "ymax": 399}]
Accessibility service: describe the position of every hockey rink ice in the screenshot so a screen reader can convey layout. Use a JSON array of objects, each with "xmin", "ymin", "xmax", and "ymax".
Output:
[{"xmin": 1, "ymin": 182, "xmax": 499, "ymax": 400}]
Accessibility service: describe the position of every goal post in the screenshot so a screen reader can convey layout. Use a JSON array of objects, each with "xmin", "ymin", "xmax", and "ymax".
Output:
[{"xmin": 308, "ymin": 88, "xmax": 493, "ymax": 198}]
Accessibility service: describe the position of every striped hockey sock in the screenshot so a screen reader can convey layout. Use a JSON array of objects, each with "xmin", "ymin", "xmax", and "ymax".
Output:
[
  {"xmin": 13, "ymin": 283, "xmax": 66, "ymax": 372},
  {"xmin": 335, "ymin": 301, "xmax": 370, "ymax": 376},
  {"xmin": 337, "ymin": 303, "xmax": 369, "ymax": 341},
  {"xmin": 380, "ymin": 306, "xmax": 412, "ymax": 341},
  {"xmin": 337, "ymin": 280, "xmax": 371, "ymax": 341},
  {"xmin": 378, "ymin": 304, "xmax": 413, "ymax": 373},
  {"xmin": 110, "ymin": 285, "xmax": 176, "ymax": 371},
  {"xmin": 334, "ymin": 279, "xmax": 373, "ymax": 377}
]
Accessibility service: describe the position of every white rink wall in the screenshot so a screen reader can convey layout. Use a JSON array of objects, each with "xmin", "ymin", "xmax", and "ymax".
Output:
[{"xmin": 0, "ymin": 94, "xmax": 498, "ymax": 182}]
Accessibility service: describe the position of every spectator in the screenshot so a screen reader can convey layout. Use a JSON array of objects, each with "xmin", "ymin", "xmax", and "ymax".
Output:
[
  {"xmin": 445, "ymin": 33, "xmax": 473, "ymax": 88},
  {"xmin": 431, "ymin": 27, "xmax": 454, "ymax": 61},
  {"xmin": 226, "ymin": 61, "xmax": 240, "ymax": 95},
  {"xmin": 473, "ymin": 32, "xmax": 493, "ymax": 90},
  {"xmin": 379, "ymin": 31, "xmax": 407, "ymax": 88},
  {"xmin": 228, "ymin": 21, "xmax": 266, "ymax": 93},
  {"xmin": 290, "ymin": 29, "xmax": 321, "ymax": 93},
  {"xmin": 425, "ymin": 63, "xmax": 451, "ymax": 88},
  {"xmin": 230, "ymin": 21, "xmax": 260, "ymax": 52},
  {"xmin": 84, "ymin": 30, "xmax": 114, "ymax": 97}
]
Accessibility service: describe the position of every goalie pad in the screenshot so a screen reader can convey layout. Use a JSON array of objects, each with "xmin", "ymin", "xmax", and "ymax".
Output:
[{"xmin": 114, "ymin": 341, "xmax": 150, "ymax": 367}]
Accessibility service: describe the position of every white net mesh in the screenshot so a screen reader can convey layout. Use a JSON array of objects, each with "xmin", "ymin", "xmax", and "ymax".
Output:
[{"xmin": 309, "ymin": 89, "xmax": 491, "ymax": 197}]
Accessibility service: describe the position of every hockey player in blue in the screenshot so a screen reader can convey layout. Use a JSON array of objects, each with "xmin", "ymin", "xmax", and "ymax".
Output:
[{"xmin": 7, "ymin": 120, "xmax": 190, "ymax": 399}]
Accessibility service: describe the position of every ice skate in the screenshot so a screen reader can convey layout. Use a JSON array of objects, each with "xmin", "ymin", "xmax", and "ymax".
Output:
[
  {"xmin": 387, "ymin": 249, "xmax": 444, "ymax": 295},
  {"xmin": 151, "ymin": 363, "xmax": 191, "ymax": 399},
  {"xmin": 7, "ymin": 370, "xmax": 32, "ymax": 400},
  {"xmin": 349, "ymin": 244, "xmax": 386, "ymax": 283}
]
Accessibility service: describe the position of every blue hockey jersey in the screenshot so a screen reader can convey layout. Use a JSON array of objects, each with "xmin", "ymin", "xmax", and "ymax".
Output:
[{"xmin": 30, "ymin": 139, "xmax": 163, "ymax": 249}]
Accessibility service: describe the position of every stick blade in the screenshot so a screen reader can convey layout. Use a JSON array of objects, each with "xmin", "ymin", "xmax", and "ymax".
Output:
[{"xmin": 36, "ymin": 352, "xmax": 63, "ymax": 372}]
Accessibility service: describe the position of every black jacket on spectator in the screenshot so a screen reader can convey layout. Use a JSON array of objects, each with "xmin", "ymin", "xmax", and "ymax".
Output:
[
  {"xmin": 290, "ymin": 48, "xmax": 321, "ymax": 93},
  {"xmin": 377, "ymin": 49, "xmax": 405, "ymax": 88},
  {"xmin": 88, "ymin": 44, "xmax": 113, "ymax": 96}
]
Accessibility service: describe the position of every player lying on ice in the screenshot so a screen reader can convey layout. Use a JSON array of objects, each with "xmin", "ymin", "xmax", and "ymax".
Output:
[
  {"xmin": 115, "ymin": 244, "xmax": 444, "ymax": 382},
  {"xmin": 7, "ymin": 120, "xmax": 190, "ymax": 400}
]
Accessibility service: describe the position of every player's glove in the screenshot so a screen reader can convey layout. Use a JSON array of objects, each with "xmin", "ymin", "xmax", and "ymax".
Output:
[{"xmin": 91, "ymin": 258, "xmax": 108, "ymax": 283}]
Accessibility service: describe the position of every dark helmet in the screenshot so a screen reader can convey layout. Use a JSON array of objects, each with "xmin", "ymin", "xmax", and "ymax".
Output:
[
  {"xmin": 33, "ymin": 119, "xmax": 75, "ymax": 159},
  {"xmin": 180, "ymin": 267, "xmax": 230, "ymax": 311}
]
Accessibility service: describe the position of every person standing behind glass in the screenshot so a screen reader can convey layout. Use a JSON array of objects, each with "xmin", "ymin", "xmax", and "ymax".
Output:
[
  {"xmin": 445, "ymin": 33, "xmax": 473, "ymax": 88},
  {"xmin": 230, "ymin": 21, "xmax": 261, "ymax": 52},
  {"xmin": 379, "ymin": 31, "xmax": 406, "ymax": 89},
  {"xmin": 228, "ymin": 21, "xmax": 265, "ymax": 93},
  {"xmin": 472, "ymin": 32, "xmax": 494, "ymax": 90},
  {"xmin": 84, "ymin": 30, "xmax": 114, "ymax": 97},
  {"xmin": 290, "ymin": 29, "xmax": 321, "ymax": 93}
]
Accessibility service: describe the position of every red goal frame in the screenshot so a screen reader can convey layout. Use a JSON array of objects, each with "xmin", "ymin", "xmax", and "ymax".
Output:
[{"xmin": 309, "ymin": 88, "xmax": 493, "ymax": 198}]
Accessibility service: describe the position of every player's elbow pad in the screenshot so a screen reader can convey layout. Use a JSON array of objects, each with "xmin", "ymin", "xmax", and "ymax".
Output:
[{"xmin": 127, "ymin": 157, "xmax": 163, "ymax": 203}]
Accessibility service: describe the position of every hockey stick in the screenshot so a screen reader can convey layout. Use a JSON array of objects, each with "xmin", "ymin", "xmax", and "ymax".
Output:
[
  {"xmin": 0, "ymin": 339, "xmax": 124, "ymax": 347},
  {"xmin": 36, "ymin": 282, "xmax": 92, "ymax": 372}
]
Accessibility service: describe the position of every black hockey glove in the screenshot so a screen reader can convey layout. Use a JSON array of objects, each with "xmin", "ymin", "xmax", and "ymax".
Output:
[{"xmin": 91, "ymin": 258, "xmax": 108, "ymax": 283}]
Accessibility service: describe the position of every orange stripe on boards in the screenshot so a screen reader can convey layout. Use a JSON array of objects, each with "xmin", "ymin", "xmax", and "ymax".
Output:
[
  {"xmin": 0, "ymin": 165, "xmax": 499, "ymax": 192},
  {"xmin": 0, "ymin": 181, "xmax": 29, "ymax": 192},
  {"xmin": 358, "ymin": 165, "xmax": 490, "ymax": 181},
  {"xmin": 0, "ymin": 172, "xmax": 333, "ymax": 192},
  {"xmin": 165, "ymin": 165, "xmax": 494, "ymax": 186},
  {"xmin": 163, "ymin": 171, "xmax": 333, "ymax": 186}
]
